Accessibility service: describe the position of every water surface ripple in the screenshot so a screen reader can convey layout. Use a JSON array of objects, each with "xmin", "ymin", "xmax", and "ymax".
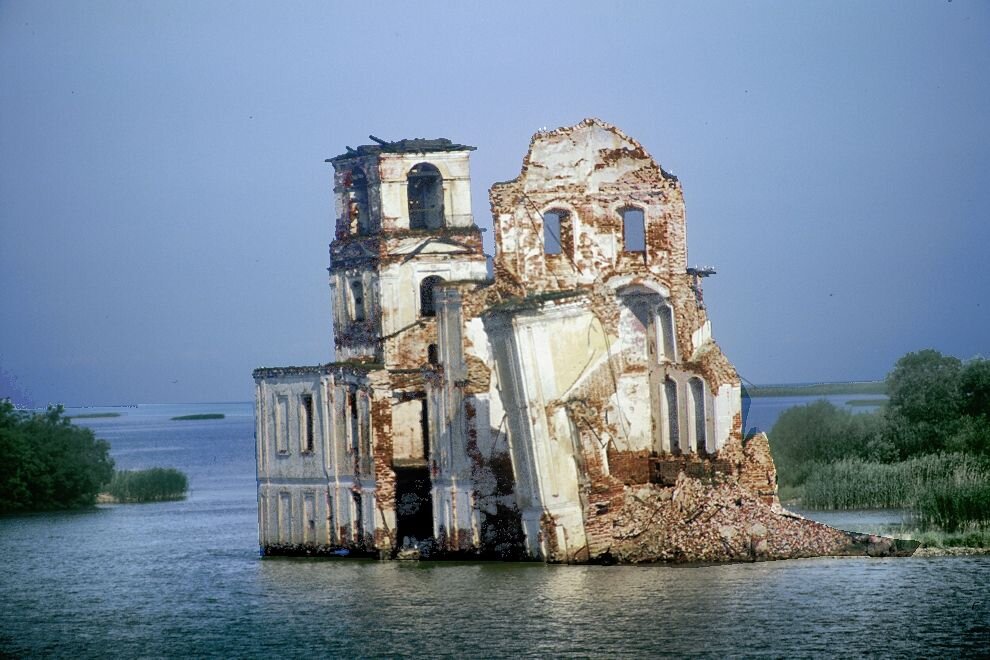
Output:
[{"xmin": 1, "ymin": 402, "xmax": 986, "ymax": 658}]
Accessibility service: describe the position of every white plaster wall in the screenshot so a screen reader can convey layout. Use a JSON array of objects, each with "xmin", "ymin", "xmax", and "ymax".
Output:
[
  {"xmin": 378, "ymin": 256, "xmax": 487, "ymax": 341},
  {"xmin": 486, "ymin": 303, "xmax": 599, "ymax": 559},
  {"xmin": 606, "ymin": 374, "xmax": 654, "ymax": 452},
  {"xmin": 691, "ymin": 320, "xmax": 712, "ymax": 355},
  {"xmin": 391, "ymin": 399, "xmax": 425, "ymax": 461},
  {"xmin": 714, "ymin": 383, "xmax": 741, "ymax": 450},
  {"xmin": 523, "ymin": 123, "xmax": 644, "ymax": 193}
]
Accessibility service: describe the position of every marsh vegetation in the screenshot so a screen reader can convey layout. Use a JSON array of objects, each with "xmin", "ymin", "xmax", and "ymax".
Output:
[{"xmin": 104, "ymin": 468, "xmax": 188, "ymax": 503}]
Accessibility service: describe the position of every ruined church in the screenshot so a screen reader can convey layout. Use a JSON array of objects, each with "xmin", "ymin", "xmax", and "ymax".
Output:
[{"xmin": 254, "ymin": 119, "xmax": 912, "ymax": 562}]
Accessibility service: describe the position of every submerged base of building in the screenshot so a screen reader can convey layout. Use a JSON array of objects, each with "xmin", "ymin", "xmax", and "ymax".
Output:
[{"xmin": 258, "ymin": 432, "xmax": 919, "ymax": 563}]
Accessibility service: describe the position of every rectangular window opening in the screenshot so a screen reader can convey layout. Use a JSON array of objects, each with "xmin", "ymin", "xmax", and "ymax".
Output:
[
  {"xmin": 623, "ymin": 208, "xmax": 646, "ymax": 252},
  {"xmin": 351, "ymin": 280, "xmax": 365, "ymax": 322},
  {"xmin": 543, "ymin": 211, "xmax": 563, "ymax": 255},
  {"xmin": 301, "ymin": 393, "xmax": 314, "ymax": 453}
]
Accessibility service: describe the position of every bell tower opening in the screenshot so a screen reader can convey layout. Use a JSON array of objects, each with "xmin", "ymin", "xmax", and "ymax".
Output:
[
  {"xmin": 349, "ymin": 168, "xmax": 370, "ymax": 235},
  {"xmin": 407, "ymin": 163, "xmax": 444, "ymax": 229}
]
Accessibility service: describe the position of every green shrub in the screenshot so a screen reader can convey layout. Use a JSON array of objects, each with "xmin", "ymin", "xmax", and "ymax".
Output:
[{"xmin": 106, "ymin": 467, "xmax": 188, "ymax": 503}]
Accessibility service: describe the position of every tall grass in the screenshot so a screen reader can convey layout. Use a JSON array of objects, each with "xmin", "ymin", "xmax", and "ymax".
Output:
[
  {"xmin": 801, "ymin": 453, "xmax": 990, "ymax": 531},
  {"xmin": 106, "ymin": 468, "xmax": 188, "ymax": 503}
]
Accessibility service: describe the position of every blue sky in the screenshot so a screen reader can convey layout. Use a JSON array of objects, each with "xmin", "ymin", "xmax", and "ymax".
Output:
[{"xmin": 1, "ymin": 0, "xmax": 987, "ymax": 406}]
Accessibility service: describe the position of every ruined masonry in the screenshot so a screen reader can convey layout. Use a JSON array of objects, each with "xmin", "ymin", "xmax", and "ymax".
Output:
[{"xmin": 254, "ymin": 119, "xmax": 915, "ymax": 562}]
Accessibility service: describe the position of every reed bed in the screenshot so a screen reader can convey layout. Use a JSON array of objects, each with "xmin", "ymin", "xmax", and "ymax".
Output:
[
  {"xmin": 105, "ymin": 467, "xmax": 188, "ymax": 503},
  {"xmin": 801, "ymin": 453, "xmax": 990, "ymax": 531}
]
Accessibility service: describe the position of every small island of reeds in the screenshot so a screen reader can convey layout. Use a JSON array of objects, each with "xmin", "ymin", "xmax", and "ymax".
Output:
[
  {"xmin": 104, "ymin": 467, "xmax": 188, "ymax": 503},
  {"xmin": 171, "ymin": 413, "xmax": 225, "ymax": 421},
  {"xmin": 67, "ymin": 412, "xmax": 123, "ymax": 419}
]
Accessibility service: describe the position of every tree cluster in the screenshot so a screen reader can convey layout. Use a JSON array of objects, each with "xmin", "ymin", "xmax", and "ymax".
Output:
[
  {"xmin": 882, "ymin": 349, "xmax": 990, "ymax": 458},
  {"xmin": 0, "ymin": 400, "xmax": 115, "ymax": 513}
]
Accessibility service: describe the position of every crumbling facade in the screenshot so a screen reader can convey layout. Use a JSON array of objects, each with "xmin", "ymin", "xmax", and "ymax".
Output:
[{"xmin": 254, "ymin": 119, "xmax": 915, "ymax": 562}]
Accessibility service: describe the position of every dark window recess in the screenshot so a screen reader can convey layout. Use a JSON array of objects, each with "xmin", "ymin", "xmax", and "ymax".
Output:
[
  {"xmin": 543, "ymin": 211, "xmax": 562, "ymax": 255},
  {"xmin": 351, "ymin": 280, "xmax": 365, "ymax": 322},
  {"xmin": 427, "ymin": 344, "xmax": 439, "ymax": 365},
  {"xmin": 352, "ymin": 491, "xmax": 363, "ymax": 543},
  {"xmin": 407, "ymin": 163, "xmax": 444, "ymax": 229},
  {"xmin": 420, "ymin": 398, "xmax": 430, "ymax": 459},
  {"xmin": 691, "ymin": 378, "xmax": 707, "ymax": 454},
  {"xmin": 420, "ymin": 276, "xmax": 444, "ymax": 317},
  {"xmin": 302, "ymin": 393, "xmax": 314, "ymax": 452},
  {"xmin": 349, "ymin": 389, "xmax": 359, "ymax": 455},
  {"xmin": 665, "ymin": 378, "xmax": 679, "ymax": 454},
  {"xmin": 622, "ymin": 207, "xmax": 646, "ymax": 252}
]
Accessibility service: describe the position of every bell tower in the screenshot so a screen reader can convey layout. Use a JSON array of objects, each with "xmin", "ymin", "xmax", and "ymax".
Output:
[{"xmin": 326, "ymin": 137, "xmax": 489, "ymax": 370}]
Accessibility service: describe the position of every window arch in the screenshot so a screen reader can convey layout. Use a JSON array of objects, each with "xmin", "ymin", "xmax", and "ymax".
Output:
[
  {"xmin": 348, "ymin": 168, "xmax": 370, "ymax": 235},
  {"xmin": 420, "ymin": 275, "xmax": 444, "ymax": 317},
  {"xmin": 407, "ymin": 163, "xmax": 444, "ymax": 229},
  {"xmin": 621, "ymin": 207, "xmax": 646, "ymax": 252},
  {"xmin": 542, "ymin": 209, "xmax": 571, "ymax": 256}
]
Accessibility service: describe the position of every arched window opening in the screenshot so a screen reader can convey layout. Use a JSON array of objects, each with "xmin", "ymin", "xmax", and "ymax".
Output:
[
  {"xmin": 690, "ymin": 377, "xmax": 707, "ymax": 454},
  {"xmin": 420, "ymin": 275, "xmax": 444, "ymax": 317},
  {"xmin": 665, "ymin": 378, "xmax": 680, "ymax": 454},
  {"xmin": 543, "ymin": 209, "xmax": 571, "ymax": 256},
  {"xmin": 427, "ymin": 344, "xmax": 439, "ymax": 365},
  {"xmin": 658, "ymin": 304, "xmax": 676, "ymax": 362},
  {"xmin": 348, "ymin": 168, "xmax": 370, "ymax": 235},
  {"xmin": 351, "ymin": 280, "xmax": 365, "ymax": 322},
  {"xmin": 407, "ymin": 163, "xmax": 444, "ymax": 229},
  {"xmin": 622, "ymin": 207, "xmax": 646, "ymax": 253}
]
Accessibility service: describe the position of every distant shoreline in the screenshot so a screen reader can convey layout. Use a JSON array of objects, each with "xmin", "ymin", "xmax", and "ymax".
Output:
[{"xmin": 744, "ymin": 381, "xmax": 887, "ymax": 398}]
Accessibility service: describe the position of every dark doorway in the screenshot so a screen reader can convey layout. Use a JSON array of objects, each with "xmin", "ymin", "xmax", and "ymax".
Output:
[{"xmin": 394, "ymin": 467, "xmax": 434, "ymax": 546}]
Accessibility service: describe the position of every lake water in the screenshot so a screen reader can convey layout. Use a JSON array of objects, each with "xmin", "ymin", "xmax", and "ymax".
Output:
[{"xmin": 2, "ymin": 399, "xmax": 988, "ymax": 657}]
